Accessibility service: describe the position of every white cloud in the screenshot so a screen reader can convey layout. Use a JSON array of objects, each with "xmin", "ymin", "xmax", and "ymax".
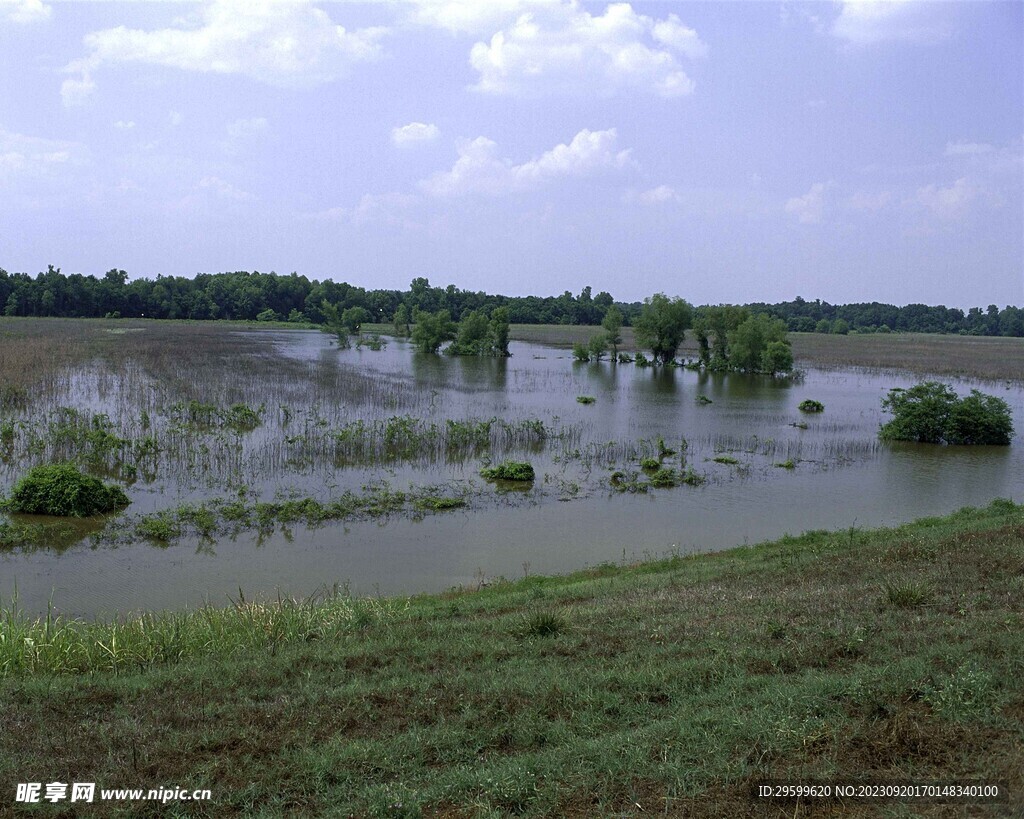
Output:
[
  {"xmin": 305, "ymin": 191, "xmax": 421, "ymax": 228},
  {"xmin": 0, "ymin": 129, "xmax": 84, "ymax": 178},
  {"xmin": 651, "ymin": 14, "xmax": 709, "ymax": 60},
  {"xmin": 915, "ymin": 177, "xmax": 976, "ymax": 220},
  {"xmin": 168, "ymin": 110, "xmax": 183, "ymax": 126},
  {"xmin": 945, "ymin": 141, "xmax": 993, "ymax": 157},
  {"xmin": 420, "ymin": 128, "xmax": 631, "ymax": 197},
  {"xmin": 785, "ymin": 182, "xmax": 829, "ymax": 224},
  {"xmin": 62, "ymin": 0, "xmax": 387, "ymax": 105},
  {"xmin": 468, "ymin": 3, "xmax": 706, "ymax": 98},
  {"xmin": 624, "ymin": 184, "xmax": 679, "ymax": 205},
  {"xmin": 831, "ymin": 0, "xmax": 952, "ymax": 46},
  {"xmin": 197, "ymin": 175, "xmax": 254, "ymax": 201},
  {"xmin": 848, "ymin": 189, "xmax": 892, "ymax": 212},
  {"xmin": 60, "ymin": 72, "xmax": 96, "ymax": 107},
  {"xmin": 113, "ymin": 120, "xmax": 135, "ymax": 130},
  {"xmin": 226, "ymin": 117, "xmax": 269, "ymax": 139},
  {"xmin": 1, "ymin": 0, "xmax": 51, "ymax": 24},
  {"xmin": 392, "ymin": 122, "xmax": 440, "ymax": 145},
  {"xmin": 405, "ymin": 0, "xmax": 557, "ymax": 34}
]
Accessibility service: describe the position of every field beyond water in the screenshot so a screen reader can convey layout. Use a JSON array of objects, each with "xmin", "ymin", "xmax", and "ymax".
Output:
[
  {"xmin": 1, "ymin": 500, "xmax": 1021, "ymax": 817},
  {"xmin": 491, "ymin": 325, "xmax": 1024, "ymax": 383}
]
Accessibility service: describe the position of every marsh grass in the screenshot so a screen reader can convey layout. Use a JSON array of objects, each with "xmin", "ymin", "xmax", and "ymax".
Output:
[{"xmin": 0, "ymin": 501, "xmax": 1020, "ymax": 815}]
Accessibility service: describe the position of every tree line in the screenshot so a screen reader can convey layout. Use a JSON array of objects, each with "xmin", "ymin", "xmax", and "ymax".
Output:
[{"xmin": 0, "ymin": 266, "xmax": 1020, "ymax": 337}]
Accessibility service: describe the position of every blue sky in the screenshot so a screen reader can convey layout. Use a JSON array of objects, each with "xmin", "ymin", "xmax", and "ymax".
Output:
[{"xmin": 1, "ymin": 0, "xmax": 1021, "ymax": 307}]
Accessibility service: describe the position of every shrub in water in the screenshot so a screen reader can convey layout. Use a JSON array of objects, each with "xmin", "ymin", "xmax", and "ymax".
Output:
[
  {"xmin": 648, "ymin": 468, "xmax": 679, "ymax": 488},
  {"xmin": 576, "ymin": 395, "xmax": 596, "ymax": 405},
  {"xmin": 880, "ymin": 382, "xmax": 1013, "ymax": 445},
  {"xmin": 480, "ymin": 461, "xmax": 535, "ymax": 482},
  {"xmin": 798, "ymin": 399, "xmax": 824, "ymax": 413},
  {"xmin": 6, "ymin": 463, "xmax": 130, "ymax": 517}
]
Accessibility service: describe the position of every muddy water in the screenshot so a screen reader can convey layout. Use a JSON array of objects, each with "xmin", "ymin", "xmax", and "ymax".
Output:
[{"xmin": 2, "ymin": 329, "xmax": 1021, "ymax": 617}]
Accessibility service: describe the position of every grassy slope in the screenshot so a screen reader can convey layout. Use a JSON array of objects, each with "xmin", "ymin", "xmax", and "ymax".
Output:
[{"xmin": 2, "ymin": 501, "xmax": 1022, "ymax": 817}]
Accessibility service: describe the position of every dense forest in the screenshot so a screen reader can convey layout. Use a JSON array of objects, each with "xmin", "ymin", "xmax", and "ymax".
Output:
[{"xmin": 0, "ymin": 266, "xmax": 1021, "ymax": 337}]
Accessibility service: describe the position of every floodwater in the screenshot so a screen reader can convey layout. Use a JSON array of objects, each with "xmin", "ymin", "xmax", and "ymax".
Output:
[{"xmin": 2, "ymin": 329, "xmax": 1022, "ymax": 617}]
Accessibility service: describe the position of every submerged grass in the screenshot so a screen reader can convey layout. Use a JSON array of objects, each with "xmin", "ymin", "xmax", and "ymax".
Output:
[{"xmin": 0, "ymin": 500, "xmax": 1021, "ymax": 815}]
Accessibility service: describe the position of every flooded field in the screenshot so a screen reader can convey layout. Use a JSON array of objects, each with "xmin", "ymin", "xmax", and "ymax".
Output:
[{"xmin": 1, "ymin": 319, "xmax": 1021, "ymax": 617}]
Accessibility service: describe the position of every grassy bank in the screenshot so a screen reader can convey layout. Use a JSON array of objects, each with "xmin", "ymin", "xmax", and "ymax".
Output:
[{"xmin": 2, "ymin": 501, "xmax": 1022, "ymax": 816}]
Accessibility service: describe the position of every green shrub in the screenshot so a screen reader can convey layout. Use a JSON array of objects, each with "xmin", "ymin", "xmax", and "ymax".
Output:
[
  {"xmin": 5, "ymin": 464, "xmax": 130, "ymax": 517},
  {"xmin": 648, "ymin": 467, "xmax": 678, "ymax": 488},
  {"xmin": 576, "ymin": 395, "xmax": 596, "ymax": 404},
  {"xmin": 639, "ymin": 457, "xmax": 660, "ymax": 471},
  {"xmin": 696, "ymin": 394, "xmax": 713, "ymax": 405},
  {"xmin": 798, "ymin": 399, "xmax": 824, "ymax": 413},
  {"xmin": 880, "ymin": 382, "xmax": 1013, "ymax": 445},
  {"xmin": 713, "ymin": 455, "xmax": 739, "ymax": 465},
  {"xmin": 774, "ymin": 459, "xmax": 796, "ymax": 469},
  {"xmin": 680, "ymin": 468, "xmax": 706, "ymax": 486},
  {"xmin": 519, "ymin": 611, "xmax": 565, "ymax": 638},
  {"xmin": 884, "ymin": 580, "xmax": 934, "ymax": 608},
  {"xmin": 480, "ymin": 462, "xmax": 535, "ymax": 482}
]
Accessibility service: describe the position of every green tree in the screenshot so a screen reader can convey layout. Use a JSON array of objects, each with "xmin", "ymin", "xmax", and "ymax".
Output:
[
  {"xmin": 601, "ymin": 305, "xmax": 623, "ymax": 358},
  {"xmin": 946, "ymin": 390, "xmax": 1014, "ymax": 445},
  {"xmin": 588, "ymin": 334, "xmax": 608, "ymax": 361},
  {"xmin": 341, "ymin": 306, "xmax": 370, "ymax": 335},
  {"xmin": 880, "ymin": 382, "xmax": 1013, "ymax": 445},
  {"xmin": 692, "ymin": 305, "xmax": 749, "ymax": 369},
  {"xmin": 411, "ymin": 308, "xmax": 455, "ymax": 353},
  {"xmin": 633, "ymin": 294, "xmax": 693, "ymax": 364},
  {"xmin": 761, "ymin": 340, "xmax": 794, "ymax": 376},
  {"xmin": 392, "ymin": 304, "xmax": 411, "ymax": 338},
  {"xmin": 449, "ymin": 310, "xmax": 491, "ymax": 355},
  {"xmin": 489, "ymin": 306, "xmax": 511, "ymax": 356},
  {"xmin": 727, "ymin": 313, "xmax": 791, "ymax": 373}
]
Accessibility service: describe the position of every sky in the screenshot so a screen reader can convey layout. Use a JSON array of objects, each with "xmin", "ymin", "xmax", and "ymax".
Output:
[{"xmin": 0, "ymin": 0, "xmax": 1021, "ymax": 308}]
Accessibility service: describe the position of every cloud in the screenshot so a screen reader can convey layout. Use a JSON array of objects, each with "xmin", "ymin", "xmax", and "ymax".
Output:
[
  {"xmin": 1, "ymin": 0, "xmax": 51, "ymax": 24},
  {"xmin": 333, "ymin": 191, "xmax": 419, "ymax": 224},
  {"xmin": 405, "ymin": 0, "xmax": 557, "ymax": 34},
  {"xmin": 785, "ymin": 182, "xmax": 829, "ymax": 224},
  {"xmin": 848, "ymin": 189, "xmax": 892, "ymax": 212},
  {"xmin": 113, "ymin": 120, "xmax": 135, "ymax": 130},
  {"xmin": 915, "ymin": 177, "xmax": 976, "ymax": 220},
  {"xmin": 168, "ymin": 110, "xmax": 183, "ymax": 126},
  {"xmin": 831, "ymin": 0, "xmax": 952, "ymax": 46},
  {"xmin": 0, "ymin": 129, "xmax": 84, "ymax": 178},
  {"xmin": 419, "ymin": 128, "xmax": 631, "ymax": 197},
  {"xmin": 226, "ymin": 117, "xmax": 269, "ymax": 139},
  {"xmin": 945, "ymin": 141, "xmax": 993, "ymax": 157},
  {"xmin": 62, "ymin": 0, "xmax": 387, "ymax": 105},
  {"xmin": 468, "ymin": 3, "xmax": 706, "ymax": 98},
  {"xmin": 197, "ymin": 175, "xmax": 254, "ymax": 201},
  {"xmin": 392, "ymin": 122, "xmax": 440, "ymax": 145},
  {"xmin": 624, "ymin": 184, "xmax": 679, "ymax": 205},
  {"xmin": 60, "ymin": 73, "xmax": 96, "ymax": 107}
]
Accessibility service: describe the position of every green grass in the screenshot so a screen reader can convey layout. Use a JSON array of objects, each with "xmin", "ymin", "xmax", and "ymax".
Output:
[
  {"xmin": 0, "ymin": 501, "xmax": 1022, "ymax": 816},
  {"xmin": 712, "ymin": 455, "xmax": 740, "ymax": 465}
]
